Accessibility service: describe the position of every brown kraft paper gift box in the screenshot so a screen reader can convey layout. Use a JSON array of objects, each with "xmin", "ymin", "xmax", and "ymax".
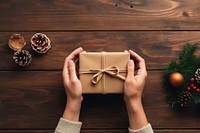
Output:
[{"xmin": 79, "ymin": 52, "xmax": 130, "ymax": 94}]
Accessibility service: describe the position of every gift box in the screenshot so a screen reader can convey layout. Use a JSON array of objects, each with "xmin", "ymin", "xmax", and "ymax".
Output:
[{"xmin": 79, "ymin": 52, "xmax": 130, "ymax": 94}]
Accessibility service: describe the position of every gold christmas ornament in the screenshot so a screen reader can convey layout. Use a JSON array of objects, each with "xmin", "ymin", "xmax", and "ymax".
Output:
[
  {"xmin": 31, "ymin": 33, "xmax": 51, "ymax": 53},
  {"xmin": 169, "ymin": 72, "xmax": 184, "ymax": 87},
  {"xmin": 8, "ymin": 34, "xmax": 26, "ymax": 51}
]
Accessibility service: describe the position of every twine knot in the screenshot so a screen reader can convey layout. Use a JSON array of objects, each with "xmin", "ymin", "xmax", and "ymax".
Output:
[{"xmin": 90, "ymin": 66, "xmax": 125, "ymax": 84}]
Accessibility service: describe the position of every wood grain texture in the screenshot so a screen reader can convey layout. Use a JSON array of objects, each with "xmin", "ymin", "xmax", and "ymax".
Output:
[
  {"xmin": 1, "ymin": 71, "xmax": 200, "ymax": 129},
  {"xmin": 1, "ymin": 130, "xmax": 200, "ymax": 133},
  {"xmin": 1, "ymin": 0, "xmax": 200, "ymax": 132},
  {"xmin": 0, "ymin": 131, "xmax": 53, "ymax": 133},
  {"xmin": 1, "ymin": 32, "xmax": 200, "ymax": 70},
  {"xmin": 0, "ymin": 0, "xmax": 200, "ymax": 30}
]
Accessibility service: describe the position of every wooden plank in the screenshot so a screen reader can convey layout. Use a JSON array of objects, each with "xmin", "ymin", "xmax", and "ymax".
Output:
[
  {"xmin": 0, "ymin": 130, "xmax": 125, "ymax": 133},
  {"xmin": 0, "ymin": 131, "xmax": 52, "ymax": 133},
  {"xmin": 0, "ymin": 0, "xmax": 200, "ymax": 30},
  {"xmin": 1, "ymin": 71, "xmax": 200, "ymax": 129},
  {"xmin": 1, "ymin": 130, "xmax": 200, "ymax": 133},
  {"xmin": 1, "ymin": 32, "xmax": 200, "ymax": 70},
  {"xmin": 84, "ymin": 130, "xmax": 200, "ymax": 133},
  {"xmin": 154, "ymin": 130, "xmax": 200, "ymax": 133}
]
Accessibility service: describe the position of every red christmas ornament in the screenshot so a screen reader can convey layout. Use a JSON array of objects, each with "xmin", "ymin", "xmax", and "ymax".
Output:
[
  {"xmin": 190, "ymin": 77, "xmax": 195, "ymax": 82},
  {"xmin": 193, "ymin": 86, "xmax": 197, "ymax": 90},
  {"xmin": 190, "ymin": 84, "xmax": 194, "ymax": 87},
  {"xmin": 187, "ymin": 87, "xmax": 191, "ymax": 91},
  {"xmin": 188, "ymin": 76, "xmax": 200, "ymax": 93}
]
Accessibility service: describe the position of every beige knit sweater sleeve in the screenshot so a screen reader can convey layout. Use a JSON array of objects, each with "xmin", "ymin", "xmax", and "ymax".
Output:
[
  {"xmin": 128, "ymin": 124, "xmax": 154, "ymax": 133},
  {"xmin": 55, "ymin": 118, "xmax": 154, "ymax": 133},
  {"xmin": 55, "ymin": 118, "xmax": 82, "ymax": 133}
]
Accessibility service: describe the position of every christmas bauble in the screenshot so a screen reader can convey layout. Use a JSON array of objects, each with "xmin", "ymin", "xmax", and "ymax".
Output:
[
  {"xmin": 169, "ymin": 72, "xmax": 184, "ymax": 87},
  {"xmin": 8, "ymin": 34, "xmax": 26, "ymax": 51}
]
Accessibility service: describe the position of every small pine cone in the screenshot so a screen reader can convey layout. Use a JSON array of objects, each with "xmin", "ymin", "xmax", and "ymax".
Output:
[
  {"xmin": 13, "ymin": 50, "xmax": 32, "ymax": 66},
  {"xmin": 31, "ymin": 33, "xmax": 51, "ymax": 53},
  {"xmin": 177, "ymin": 91, "xmax": 193, "ymax": 107},
  {"xmin": 195, "ymin": 68, "xmax": 200, "ymax": 84}
]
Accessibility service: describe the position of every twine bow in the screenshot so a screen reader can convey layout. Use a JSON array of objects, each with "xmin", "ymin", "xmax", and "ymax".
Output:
[{"xmin": 89, "ymin": 66, "xmax": 126, "ymax": 84}]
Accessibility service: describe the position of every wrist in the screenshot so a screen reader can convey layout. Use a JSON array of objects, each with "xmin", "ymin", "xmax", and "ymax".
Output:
[
  {"xmin": 124, "ymin": 97, "xmax": 143, "ymax": 113},
  {"xmin": 62, "ymin": 97, "xmax": 83, "ymax": 122},
  {"xmin": 125, "ymin": 98, "xmax": 148, "ymax": 130},
  {"xmin": 66, "ymin": 97, "xmax": 83, "ymax": 112}
]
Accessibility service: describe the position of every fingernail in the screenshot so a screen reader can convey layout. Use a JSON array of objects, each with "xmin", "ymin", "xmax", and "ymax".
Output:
[
  {"xmin": 68, "ymin": 60, "xmax": 74, "ymax": 66},
  {"xmin": 129, "ymin": 50, "xmax": 133, "ymax": 52},
  {"xmin": 128, "ymin": 60, "xmax": 134, "ymax": 65}
]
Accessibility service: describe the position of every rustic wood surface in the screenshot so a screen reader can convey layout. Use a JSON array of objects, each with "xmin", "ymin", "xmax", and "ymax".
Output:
[
  {"xmin": 1, "ymin": 0, "xmax": 200, "ymax": 30},
  {"xmin": 1, "ymin": 0, "xmax": 200, "ymax": 133},
  {"xmin": 1, "ymin": 130, "xmax": 200, "ymax": 133},
  {"xmin": 1, "ymin": 32, "xmax": 200, "ymax": 70}
]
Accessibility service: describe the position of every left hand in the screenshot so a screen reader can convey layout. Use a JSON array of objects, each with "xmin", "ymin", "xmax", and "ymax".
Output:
[
  {"xmin": 62, "ymin": 47, "xmax": 83, "ymax": 101},
  {"xmin": 62, "ymin": 47, "xmax": 83, "ymax": 121}
]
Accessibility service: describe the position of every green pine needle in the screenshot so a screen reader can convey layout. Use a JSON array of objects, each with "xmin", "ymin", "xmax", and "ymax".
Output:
[
  {"xmin": 164, "ymin": 43, "xmax": 200, "ymax": 107},
  {"xmin": 179, "ymin": 44, "xmax": 197, "ymax": 62}
]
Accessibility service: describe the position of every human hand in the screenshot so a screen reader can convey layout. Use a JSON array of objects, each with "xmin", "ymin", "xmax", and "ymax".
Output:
[
  {"xmin": 124, "ymin": 50, "xmax": 147, "ymax": 105},
  {"xmin": 62, "ymin": 47, "xmax": 83, "ymax": 121},
  {"xmin": 124, "ymin": 50, "xmax": 148, "ymax": 130}
]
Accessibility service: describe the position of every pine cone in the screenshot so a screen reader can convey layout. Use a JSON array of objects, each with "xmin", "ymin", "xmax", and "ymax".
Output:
[
  {"xmin": 177, "ymin": 91, "xmax": 193, "ymax": 107},
  {"xmin": 13, "ymin": 50, "xmax": 32, "ymax": 66},
  {"xmin": 195, "ymin": 68, "xmax": 200, "ymax": 84},
  {"xmin": 31, "ymin": 33, "xmax": 51, "ymax": 53}
]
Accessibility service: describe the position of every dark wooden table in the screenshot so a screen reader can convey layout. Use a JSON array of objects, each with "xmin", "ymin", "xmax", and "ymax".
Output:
[{"xmin": 1, "ymin": 0, "xmax": 200, "ymax": 133}]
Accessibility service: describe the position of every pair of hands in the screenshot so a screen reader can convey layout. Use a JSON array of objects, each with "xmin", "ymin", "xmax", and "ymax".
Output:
[{"xmin": 62, "ymin": 47, "xmax": 148, "ymax": 130}]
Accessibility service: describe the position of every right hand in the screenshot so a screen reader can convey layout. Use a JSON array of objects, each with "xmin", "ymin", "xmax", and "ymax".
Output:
[
  {"xmin": 123, "ymin": 50, "xmax": 149, "ymax": 130},
  {"xmin": 124, "ymin": 50, "xmax": 147, "ymax": 105}
]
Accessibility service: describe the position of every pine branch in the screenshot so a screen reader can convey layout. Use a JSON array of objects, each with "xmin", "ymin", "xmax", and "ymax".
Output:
[
  {"xmin": 164, "ymin": 61, "xmax": 178, "ymax": 74},
  {"xmin": 163, "ymin": 43, "xmax": 200, "ymax": 107},
  {"xmin": 179, "ymin": 44, "xmax": 197, "ymax": 63}
]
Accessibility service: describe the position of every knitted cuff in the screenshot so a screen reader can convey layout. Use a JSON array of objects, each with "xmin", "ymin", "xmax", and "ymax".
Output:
[
  {"xmin": 128, "ymin": 123, "xmax": 154, "ymax": 133},
  {"xmin": 55, "ymin": 118, "xmax": 82, "ymax": 133}
]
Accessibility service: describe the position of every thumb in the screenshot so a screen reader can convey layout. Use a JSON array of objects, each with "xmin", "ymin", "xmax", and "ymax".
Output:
[
  {"xmin": 68, "ymin": 60, "xmax": 78, "ymax": 81},
  {"xmin": 127, "ymin": 60, "xmax": 135, "ymax": 79}
]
